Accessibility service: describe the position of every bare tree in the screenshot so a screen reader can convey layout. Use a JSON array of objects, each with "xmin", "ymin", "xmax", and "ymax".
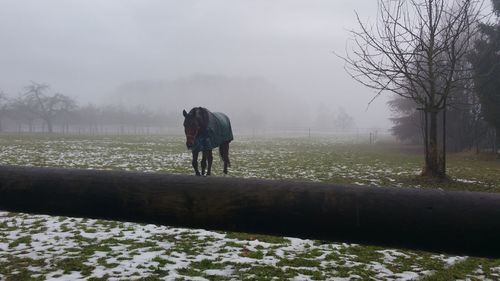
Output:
[
  {"xmin": 8, "ymin": 96, "xmax": 36, "ymax": 132},
  {"xmin": 340, "ymin": 0, "xmax": 486, "ymax": 178},
  {"xmin": 23, "ymin": 82, "xmax": 77, "ymax": 133}
]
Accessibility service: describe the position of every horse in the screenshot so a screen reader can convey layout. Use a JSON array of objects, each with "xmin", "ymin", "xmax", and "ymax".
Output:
[{"xmin": 182, "ymin": 107, "xmax": 233, "ymax": 176}]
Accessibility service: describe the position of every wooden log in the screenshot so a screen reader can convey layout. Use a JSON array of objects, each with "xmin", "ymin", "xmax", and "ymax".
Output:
[{"xmin": 0, "ymin": 165, "xmax": 499, "ymax": 258}]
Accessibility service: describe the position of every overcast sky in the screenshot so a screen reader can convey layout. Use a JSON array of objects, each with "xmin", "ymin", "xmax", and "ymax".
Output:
[{"xmin": 0, "ymin": 0, "xmax": 392, "ymax": 128}]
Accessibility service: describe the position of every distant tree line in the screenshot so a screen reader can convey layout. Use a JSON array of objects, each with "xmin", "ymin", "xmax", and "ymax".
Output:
[
  {"xmin": 0, "ymin": 82, "xmax": 361, "ymax": 135},
  {"xmin": 314, "ymin": 106, "xmax": 356, "ymax": 131},
  {"xmin": 0, "ymin": 82, "xmax": 178, "ymax": 134}
]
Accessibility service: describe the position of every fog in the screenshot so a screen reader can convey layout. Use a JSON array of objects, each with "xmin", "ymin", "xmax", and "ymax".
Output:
[{"xmin": 0, "ymin": 0, "xmax": 391, "ymax": 132}]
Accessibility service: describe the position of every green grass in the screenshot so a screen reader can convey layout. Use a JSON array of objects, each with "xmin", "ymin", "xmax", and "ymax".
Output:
[
  {"xmin": 421, "ymin": 257, "xmax": 500, "ymax": 280},
  {"xmin": 224, "ymin": 232, "xmax": 288, "ymax": 244},
  {"xmin": 8, "ymin": 236, "xmax": 32, "ymax": 248}
]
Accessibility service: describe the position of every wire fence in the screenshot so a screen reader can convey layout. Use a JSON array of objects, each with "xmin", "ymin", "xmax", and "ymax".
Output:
[{"xmin": 1, "ymin": 122, "xmax": 393, "ymax": 144}]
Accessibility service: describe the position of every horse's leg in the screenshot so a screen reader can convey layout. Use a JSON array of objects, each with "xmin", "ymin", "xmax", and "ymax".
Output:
[
  {"xmin": 207, "ymin": 150, "xmax": 213, "ymax": 176},
  {"xmin": 192, "ymin": 150, "xmax": 201, "ymax": 176},
  {"xmin": 220, "ymin": 142, "xmax": 230, "ymax": 174},
  {"xmin": 201, "ymin": 150, "xmax": 208, "ymax": 176}
]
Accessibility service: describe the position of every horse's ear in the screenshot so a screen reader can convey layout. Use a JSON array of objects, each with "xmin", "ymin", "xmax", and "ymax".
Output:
[{"xmin": 183, "ymin": 109, "xmax": 187, "ymax": 117}]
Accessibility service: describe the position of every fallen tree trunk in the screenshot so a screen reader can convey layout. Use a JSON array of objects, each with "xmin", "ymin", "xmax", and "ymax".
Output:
[{"xmin": 0, "ymin": 165, "xmax": 499, "ymax": 258}]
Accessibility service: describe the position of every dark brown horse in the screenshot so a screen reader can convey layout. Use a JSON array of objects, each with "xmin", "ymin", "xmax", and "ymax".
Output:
[{"xmin": 183, "ymin": 107, "xmax": 233, "ymax": 176}]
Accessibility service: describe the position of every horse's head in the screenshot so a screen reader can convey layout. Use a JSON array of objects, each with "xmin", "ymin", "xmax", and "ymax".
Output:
[{"xmin": 183, "ymin": 107, "xmax": 207, "ymax": 150}]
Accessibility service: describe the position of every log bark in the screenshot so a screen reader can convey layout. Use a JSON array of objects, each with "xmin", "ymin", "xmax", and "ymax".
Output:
[{"xmin": 0, "ymin": 165, "xmax": 499, "ymax": 258}]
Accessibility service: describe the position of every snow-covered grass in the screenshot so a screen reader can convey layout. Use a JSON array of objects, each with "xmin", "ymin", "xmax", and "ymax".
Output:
[
  {"xmin": 0, "ymin": 211, "xmax": 463, "ymax": 280},
  {"xmin": 0, "ymin": 134, "xmax": 499, "ymax": 280}
]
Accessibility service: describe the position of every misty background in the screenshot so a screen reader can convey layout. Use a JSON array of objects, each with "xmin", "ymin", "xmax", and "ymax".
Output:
[{"xmin": 0, "ymin": 0, "xmax": 390, "ymax": 134}]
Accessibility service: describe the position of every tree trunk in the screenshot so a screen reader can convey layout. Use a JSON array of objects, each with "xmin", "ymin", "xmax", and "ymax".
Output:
[
  {"xmin": 1, "ymin": 165, "xmax": 500, "ymax": 258},
  {"xmin": 423, "ymin": 108, "xmax": 429, "ymax": 168},
  {"xmin": 423, "ymin": 111, "xmax": 445, "ymax": 178},
  {"xmin": 46, "ymin": 119, "xmax": 53, "ymax": 133},
  {"xmin": 442, "ymin": 104, "xmax": 446, "ymax": 176}
]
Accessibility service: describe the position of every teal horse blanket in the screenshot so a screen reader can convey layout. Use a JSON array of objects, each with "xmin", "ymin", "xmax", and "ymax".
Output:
[{"xmin": 193, "ymin": 112, "xmax": 233, "ymax": 151}]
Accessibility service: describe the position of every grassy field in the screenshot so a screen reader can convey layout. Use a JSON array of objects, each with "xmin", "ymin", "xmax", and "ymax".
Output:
[{"xmin": 0, "ymin": 134, "xmax": 499, "ymax": 280}]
